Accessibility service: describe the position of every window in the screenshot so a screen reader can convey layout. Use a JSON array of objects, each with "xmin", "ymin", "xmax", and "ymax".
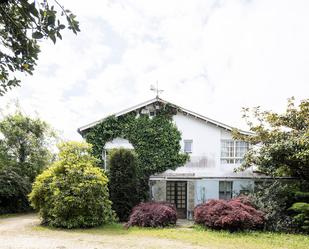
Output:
[
  {"xmin": 219, "ymin": 181, "xmax": 233, "ymax": 200},
  {"xmin": 184, "ymin": 140, "xmax": 193, "ymax": 153},
  {"xmin": 221, "ymin": 140, "xmax": 248, "ymax": 164}
]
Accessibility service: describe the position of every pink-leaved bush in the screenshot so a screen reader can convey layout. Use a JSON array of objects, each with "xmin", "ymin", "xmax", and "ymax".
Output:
[
  {"xmin": 194, "ymin": 197, "xmax": 264, "ymax": 231},
  {"xmin": 125, "ymin": 202, "xmax": 177, "ymax": 228}
]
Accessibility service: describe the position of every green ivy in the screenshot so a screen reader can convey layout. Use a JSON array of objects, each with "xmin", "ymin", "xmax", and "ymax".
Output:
[{"xmin": 81, "ymin": 103, "xmax": 188, "ymax": 200}]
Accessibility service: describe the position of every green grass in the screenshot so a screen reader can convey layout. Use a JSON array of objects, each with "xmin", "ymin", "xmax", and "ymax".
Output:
[
  {"xmin": 34, "ymin": 223, "xmax": 309, "ymax": 249},
  {"xmin": 129, "ymin": 226, "xmax": 309, "ymax": 249}
]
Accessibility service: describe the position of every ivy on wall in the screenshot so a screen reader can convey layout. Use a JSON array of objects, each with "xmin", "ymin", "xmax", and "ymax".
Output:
[{"xmin": 81, "ymin": 102, "xmax": 189, "ymax": 200}]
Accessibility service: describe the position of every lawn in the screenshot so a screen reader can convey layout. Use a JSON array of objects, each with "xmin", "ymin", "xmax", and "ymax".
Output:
[
  {"xmin": 36, "ymin": 222, "xmax": 309, "ymax": 249},
  {"xmin": 1, "ymin": 214, "xmax": 308, "ymax": 249}
]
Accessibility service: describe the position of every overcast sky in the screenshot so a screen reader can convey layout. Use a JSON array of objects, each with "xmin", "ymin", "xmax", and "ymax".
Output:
[{"xmin": 1, "ymin": 0, "xmax": 309, "ymax": 140}]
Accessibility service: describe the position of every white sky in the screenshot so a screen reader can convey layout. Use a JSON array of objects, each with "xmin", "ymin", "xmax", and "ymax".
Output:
[{"xmin": 1, "ymin": 0, "xmax": 309, "ymax": 140}]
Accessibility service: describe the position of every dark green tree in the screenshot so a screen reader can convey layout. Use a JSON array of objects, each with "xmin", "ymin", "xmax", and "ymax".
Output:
[
  {"xmin": 0, "ymin": 0, "xmax": 80, "ymax": 95},
  {"xmin": 0, "ymin": 109, "xmax": 56, "ymax": 213},
  {"xmin": 233, "ymin": 97, "xmax": 309, "ymax": 182},
  {"xmin": 109, "ymin": 148, "xmax": 138, "ymax": 221},
  {"xmin": 0, "ymin": 110, "xmax": 56, "ymax": 181},
  {"xmin": 234, "ymin": 97, "xmax": 309, "ymax": 232},
  {"xmin": 0, "ymin": 166, "xmax": 31, "ymax": 214}
]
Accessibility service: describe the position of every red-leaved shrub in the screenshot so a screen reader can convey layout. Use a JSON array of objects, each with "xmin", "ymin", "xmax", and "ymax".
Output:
[
  {"xmin": 194, "ymin": 197, "xmax": 264, "ymax": 231},
  {"xmin": 125, "ymin": 202, "xmax": 177, "ymax": 228}
]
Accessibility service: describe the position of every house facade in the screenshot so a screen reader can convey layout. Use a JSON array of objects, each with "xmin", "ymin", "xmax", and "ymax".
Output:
[{"xmin": 78, "ymin": 97, "xmax": 267, "ymax": 219}]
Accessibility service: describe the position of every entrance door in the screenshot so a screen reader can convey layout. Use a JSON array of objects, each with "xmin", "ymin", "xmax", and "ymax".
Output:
[{"xmin": 166, "ymin": 181, "xmax": 187, "ymax": 218}]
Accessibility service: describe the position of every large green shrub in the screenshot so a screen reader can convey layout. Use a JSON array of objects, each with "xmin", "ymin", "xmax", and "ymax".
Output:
[
  {"xmin": 109, "ymin": 149, "xmax": 138, "ymax": 221},
  {"xmin": 289, "ymin": 191, "xmax": 309, "ymax": 233},
  {"xmin": 249, "ymin": 181, "xmax": 297, "ymax": 232},
  {"xmin": 29, "ymin": 141, "xmax": 115, "ymax": 228},
  {"xmin": 0, "ymin": 167, "xmax": 31, "ymax": 214},
  {"xmin": 289, "ymin": 202, "xmax": 309, "ymax": 232}
]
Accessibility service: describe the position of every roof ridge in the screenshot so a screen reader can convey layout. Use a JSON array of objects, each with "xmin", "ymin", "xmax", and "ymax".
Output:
[{"xmin": 78, "ymin": 97, "xmax": 252, "ymax": 135}]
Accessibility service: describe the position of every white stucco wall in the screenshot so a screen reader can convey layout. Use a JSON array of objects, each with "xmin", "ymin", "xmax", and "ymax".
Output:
[
  {"xmin": 102, "ymin": 109, "xmax": 254, "ymax": 178},
  {"xmin": 104, "ymin": 137, "xmax": 134, "ymax": 149},
  {"xmin": 170, "ymin": 112, "xmax": 250, "ymax": 177},
  {"xmin": 173, "ymin": 113, "xmax": 220, "ymax": 168}
]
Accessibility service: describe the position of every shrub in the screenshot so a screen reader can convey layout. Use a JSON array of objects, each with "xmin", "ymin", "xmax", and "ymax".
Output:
[
  {"xmin": 295, "ymin": 191, "xmax": 309, "ymax": 202},
  {"xmin": 249, "ymin": 180, "xmax": 297, "ymax": 232},
  {"xmin": 125, "ymin": 202, "xmax": 177, "ymax": 228},
  {"xmin": 29, "ymin": 141, "xmax": 115, "ymax": 228},
  {"xmin": 109, "ymin": 149, "xmax": 138, "ymax": 221},
  {"xmin": 194, "ymin": 197, "xmax": 264, "ymax": 231},
  {"xmin": 0, "ymin": 167, "xmax": 31, "ymax": 214},
  {"xmin": 289, "ymin": 202, "xmax": 309, "ymax": 232}
]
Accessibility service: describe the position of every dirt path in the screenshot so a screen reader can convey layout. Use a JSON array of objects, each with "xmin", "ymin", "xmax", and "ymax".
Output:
[{"xmin": 0, "ymin": 214, "xmax": 205, "ymax": 249}]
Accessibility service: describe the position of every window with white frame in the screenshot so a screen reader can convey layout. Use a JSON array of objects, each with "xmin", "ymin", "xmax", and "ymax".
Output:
[
  {"xmin": 221, "ymin": 140, "xmax": 249, "ymax": 164},
  {"xmin": 184, "ymin": 140, "xmax": 193, "ymax": 153}
]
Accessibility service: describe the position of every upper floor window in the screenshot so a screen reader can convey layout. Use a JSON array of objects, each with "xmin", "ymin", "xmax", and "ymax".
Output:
[
  {"xmin": 221, "ymin": 140, "xmax": 248, "ymax": 164},
  {"xmin": 184, "ymin": 139, "xmax": 193, "ymax": 153}
]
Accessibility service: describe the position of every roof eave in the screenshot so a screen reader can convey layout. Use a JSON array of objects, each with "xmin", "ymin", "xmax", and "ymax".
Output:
[{"xmin": 77, "ymin": 97, "xmax": 253, "ymax": 136}]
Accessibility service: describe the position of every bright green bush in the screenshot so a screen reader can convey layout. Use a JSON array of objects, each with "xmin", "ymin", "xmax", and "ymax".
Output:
[
  {"xmin": 290, "ymin": 202, "xmax": 309, "ymax": 232},
  {"xmin": 109, "ymin": 149, "xmax": 138, "ymax": 221},
  {"xmin": 29, "ymin": 141, "xmax": 115, "ymax": 228}
]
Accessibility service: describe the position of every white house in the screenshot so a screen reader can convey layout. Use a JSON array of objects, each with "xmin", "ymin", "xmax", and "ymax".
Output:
[{"xmin": 78, "ymin": 97, "xmax": 269, "ymax": 219}]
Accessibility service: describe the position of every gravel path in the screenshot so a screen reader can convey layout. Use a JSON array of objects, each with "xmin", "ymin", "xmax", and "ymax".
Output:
[{"xmin": 0, "ymin": 214, "xmax": 205, "ymax": 249}]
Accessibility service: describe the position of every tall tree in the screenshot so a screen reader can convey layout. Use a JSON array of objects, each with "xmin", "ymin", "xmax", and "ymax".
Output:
[
  {"xmin": 233, "ymin": 97, "xmax": 309, "ymax": 182},
  {"xmin": 0, "ymin": 110, "xmax": 56, "ymax": 180},
  {"xmin": 109, "ymin": 148, "xmax": 138, "ymax": 221},
  {"xmin": 0, "ymin": 109, "xmax": 57, "ymax": 213},
  {"xmin": 0, "ymin": 0, "xmax": 80, "ymax": 95}
]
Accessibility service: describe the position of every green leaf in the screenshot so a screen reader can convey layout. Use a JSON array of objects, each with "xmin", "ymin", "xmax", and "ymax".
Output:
[
  {"xmin": 32, "ymin": 31, "xmax": 44, "ymax": 39},
  {"xmin": 56, "ymin": 32, "xmax": 62, "ymax": 40},
  {"xmin": 28, "ymin": 2, "xmax": 39, "ymax": 18},
  {"xmin": 47, "ymin": 15, "xmax": 55, "ymax": 26}
]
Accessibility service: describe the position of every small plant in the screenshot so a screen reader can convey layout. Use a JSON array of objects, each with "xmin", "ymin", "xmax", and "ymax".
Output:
[
  {"xmin": 194, "ymin": 197, "xmax": 264, "ymax": 231},
  {"xmin": 29, "ymin": 141, "xmax": 115, "ymax": 228},
  {"xmin": 125, "ymin": 202, "xmax": 177, "ymax": 228}
]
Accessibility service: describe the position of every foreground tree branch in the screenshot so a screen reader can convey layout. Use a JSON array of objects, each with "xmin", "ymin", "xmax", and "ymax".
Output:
[{"xmin": 0, "ymin": 0, "xmax": 80, "ymax": 95}]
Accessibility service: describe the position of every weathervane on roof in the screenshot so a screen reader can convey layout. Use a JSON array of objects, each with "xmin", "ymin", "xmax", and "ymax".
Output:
[{"xmin": 150, "ymin": 81, "xmax": 164, "ymax": 98}]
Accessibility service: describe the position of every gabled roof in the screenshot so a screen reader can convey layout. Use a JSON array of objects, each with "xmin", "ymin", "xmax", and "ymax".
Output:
[{"xmin": 78, "ymin": 97, "xmax": 252, "ymax": 135}]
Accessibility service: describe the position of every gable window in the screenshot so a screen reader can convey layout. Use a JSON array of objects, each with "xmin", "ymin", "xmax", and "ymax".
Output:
[
  {"xmin": 219, "ymin": 181, "xmax": 233, "ymax": 200},
  {"xmin": 221, "ymin": 140, "xmax": 248, "ymax": 164},
  {"xmin": 184, "ymin": 140, "xmax": 193, "ymax": 153}
]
